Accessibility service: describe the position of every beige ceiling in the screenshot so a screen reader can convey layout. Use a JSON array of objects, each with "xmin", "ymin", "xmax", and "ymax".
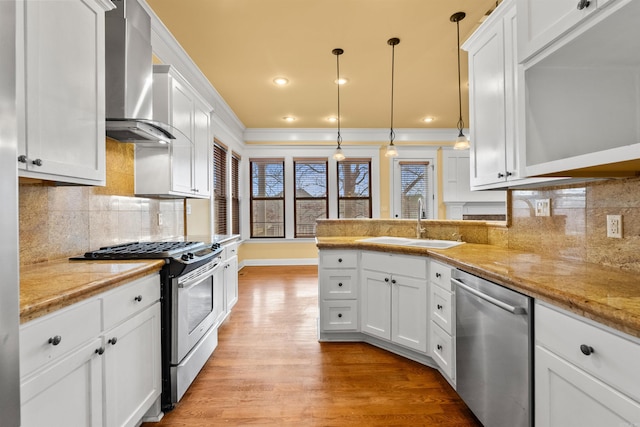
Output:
[{"xmin": 146, "ymin": 0, "xmax": 498, "ymax": 130}]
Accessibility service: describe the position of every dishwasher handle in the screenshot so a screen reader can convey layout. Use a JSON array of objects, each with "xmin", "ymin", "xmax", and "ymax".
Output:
[{"xmin": 452, "ymin": 277, "xmax": 527, "ymax": 315}]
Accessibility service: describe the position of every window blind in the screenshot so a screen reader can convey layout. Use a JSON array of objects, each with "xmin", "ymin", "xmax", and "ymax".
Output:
[
  {"xmin": 399, "ymin": 161, "xmax": 430, "ymax": 219},
  {"xmin": 213, "ymin": 144, "xmax": 228, "ymax": 234}
]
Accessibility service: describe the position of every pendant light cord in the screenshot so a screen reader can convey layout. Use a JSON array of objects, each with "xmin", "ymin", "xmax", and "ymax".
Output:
[
  {"xmin": 455, "ymin": 17, "xmax": 464, "ymax": 132},
  {"xmin": 333, "ymin": 48, "xmax": 343, "ymax": 147},
  {"xmin": 388, "ymin": 38, "xmax": 400, "ymax": 145}
]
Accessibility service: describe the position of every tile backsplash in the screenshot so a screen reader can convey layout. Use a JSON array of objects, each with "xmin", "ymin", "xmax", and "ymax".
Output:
[
  {"xmin": 509, "ymin": 177, "xmax": 640, "ymax": 273},
  {"xmin": 19, "ymin": 140, "xmax": 184, "ymax": 265}
]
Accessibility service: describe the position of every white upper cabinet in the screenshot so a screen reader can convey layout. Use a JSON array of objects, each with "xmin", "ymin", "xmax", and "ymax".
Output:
[
  {"xmin": 16, "ymin": 0, "xmax": 114, "ymax": 186},
  {"xmin": 135, "ymin": 65, "xmax": 212, "ymax": 198},
  {"xmin": 463, "ymin": 0, "xmax": 555, "ymax": 189},
  {"xmin": 518, "ymin": 0, "xmax": 640, "ymax": 178},
  {"xmin": 517, "ymin": 0, "xmax": 614, "ymax": 63}
]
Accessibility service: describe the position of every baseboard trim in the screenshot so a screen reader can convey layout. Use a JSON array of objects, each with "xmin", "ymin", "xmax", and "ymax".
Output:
[{"xmin": 241, "ymin": 258, "xmax": 319, "ymax": 267}]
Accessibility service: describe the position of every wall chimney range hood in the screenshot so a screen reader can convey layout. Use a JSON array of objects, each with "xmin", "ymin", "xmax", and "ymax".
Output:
[{"xmin": 105, "ymin": 0, "xmax": 175, "ymax": 144}]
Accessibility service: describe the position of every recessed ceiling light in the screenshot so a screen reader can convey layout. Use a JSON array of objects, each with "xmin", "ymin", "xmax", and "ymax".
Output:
[
  {"xmin": 273, "ymin": 77, "xmax": 289, "ymax": 86},
  {"xmin": 334, "ymin": 78, "xmax": 348, "ymax": 85},
  {"xmin": 327, "ymin": 116, "xmax": 338, "ymax": 123},
  {"xmin": 283, "ymin": 116, "xmax": 296, "ymax": 122},
  {"xmin": 423, "ymin": 117, "xmax": 435, "ymax": 123}
]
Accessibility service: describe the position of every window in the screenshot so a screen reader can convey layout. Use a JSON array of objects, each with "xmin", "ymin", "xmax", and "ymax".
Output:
[
  {"xmin": 231, "ymin": 152, "xmax": 240, "ymax": 235},
  {"xmin": 294, "ymin": 159, "xmax": 328, "ymax": 237},
  {"xmin": 337, "ymin": 159, "xmax": 371, "ymax": 218},
  {"xmin": 250, "ymin": 159, "xmax": 284, "ymax": 238},
  {"xmin": 213, "ymin": 143, "xmax": 227, "ymax": 234},
  {"xmin": 398, "ymin": 161, "xmax": 431, "ymax": 219}
]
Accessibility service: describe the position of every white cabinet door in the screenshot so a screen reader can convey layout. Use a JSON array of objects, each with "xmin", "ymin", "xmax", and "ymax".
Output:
[
  {"xmin": 21, "ymin": 338, "xmax": 104, "ymax": 427},
  {"xmin": 467, "ymin": 17, "xmax": 508, "ymax": 187},
  {"xmin": 535, "ymin": 346, "xmax": 640, "ymax": 427},
  {"xmin": 17, "ymin": 0, "xmax": 109, "ymax": 185},
  {"xmin": 170, "ymin": 78, "xmax": 196, "ymax": 195},
  {"xmin": 224, "ymin": 254, "xmax": 239, "ymax": 311},
  {"xmin": 193, "ymin": 97, "xmax": 212, "ymax": 197},
  {"xmin": 361, "ymin": 269, "xmax": 392, "ymax": 340},
  {"xmin": 103, "ymin": 303, "xmax": 161, "ymax": 427},
  {"xmin": 392, "ymin": 275, "xmax": 427, "ymax": 353},
  {"xmin": 517, "ymin": 0, "xmax": 597, "ymax": 62}
]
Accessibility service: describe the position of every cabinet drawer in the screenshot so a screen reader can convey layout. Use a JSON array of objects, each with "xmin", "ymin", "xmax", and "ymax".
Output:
[
  {"xmin": 362, "ymin": 252, "xmax": 426, "ymax": 280},
  {"xmin": 536, "ymin": 303, "xmax": 640, "ymax": 402},
  {"xmin": 431, "ymin": 284, "xmax": 453, "ymax": 335},
  {"xmin": 319, "ymin": 270, "xmax": 357, "ymax": 299},
  {"xmin": 320, "ymin": 300, "xmax": 358, "ymax": 331},
  {"xmin": 223, "ymin": 241, "xmax": 238, "ymax": 259},
  {"xmin": 320, "ymin": 251, "xmax": 358, "ymax": 269},
  {"xmin": 20, "ymin": 299, "xmax": 101, "ymax": 378},
  {"xmin": 429, "ymin": 260, "xmax": 452, "ymax": 290},
  {"xmin": 102, "ymin": 274, "xmax": 160, "ymax": 330},
  {"xmin": 431, "ymin": 322, "xmax": 455, "ymax": 381}
]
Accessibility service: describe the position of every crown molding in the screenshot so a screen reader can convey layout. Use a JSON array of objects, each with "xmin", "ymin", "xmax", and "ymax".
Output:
[{"xmin": 243, "ymin": 128, "xmax": 465, "ymax": 143}]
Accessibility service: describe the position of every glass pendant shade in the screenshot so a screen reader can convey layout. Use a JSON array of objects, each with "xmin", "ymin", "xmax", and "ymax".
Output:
[
  {"xmin": 385, "ymin": 143, "xmax": 398, "ymax": 157},
  {"xmin": 333, "ymin": 146, "xmax": 345, "ymax": 161},
  {"xmin": 453, "ymin": 132, "xmax": 470, "ymax": 150}
]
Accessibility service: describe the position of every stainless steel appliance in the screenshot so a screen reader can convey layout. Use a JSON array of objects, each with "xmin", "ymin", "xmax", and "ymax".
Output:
[
  {"xmin": 0, "ymin": 1, "xmax": 21, "ymax": 424},
  {"xmin": 453, "ymin": 269, "xmax": 532, "ymax": 427},
  {"xmin": 77, "ymin": 241, "xmax": 223, "ymax": 410}
]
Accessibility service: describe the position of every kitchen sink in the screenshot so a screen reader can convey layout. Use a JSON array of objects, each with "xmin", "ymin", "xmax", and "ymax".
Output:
[{"xmin": 357, "ymin": 236, "xmax": 464, "ymax": 249}]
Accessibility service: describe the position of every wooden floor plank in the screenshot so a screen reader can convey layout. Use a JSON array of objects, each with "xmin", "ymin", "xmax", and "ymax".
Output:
[{"xmin": 143, "ymin": 265, "xmax": 481, "ymax": 426}]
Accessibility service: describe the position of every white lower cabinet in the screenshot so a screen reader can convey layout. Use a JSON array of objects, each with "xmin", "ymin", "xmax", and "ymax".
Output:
[
  {"xmin": 318, "ymin": 250, "xmax": 359, "ymax": 332},
  {"xmin": 535, "ymin": 302, "xmax": 640, "ymax": 426},
  {"xmin": 361, "ymin": 252, "xmax": 428, "ymax": 353},
  {"xmin": 222, "ymin": 241, "xmax": 239, "ymax": 313},
  {"xmin": 20, "ymin": 273, "xmax": 162, "ymax": 427},
  {"xmin": 428, "ymin": 259, "xmax": 455, "ymax": 384}
]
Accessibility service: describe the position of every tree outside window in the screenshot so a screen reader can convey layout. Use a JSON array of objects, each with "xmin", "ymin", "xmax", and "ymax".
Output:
[
  {"xmin": 294, "ymin": 159, "xmax": 328, "ymax": 237},
  {"xmin": 250, "ymin": 159, "xmax": 284, "ymax": 238},
  {"xmin": 338, "ymin": 159, "xmax": 371, "ymax": 218}
]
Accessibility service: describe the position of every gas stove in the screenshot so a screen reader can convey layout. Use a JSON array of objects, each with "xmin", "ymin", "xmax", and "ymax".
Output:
[{"xmin": 76, "ymin": 241, "xmax": 223, "ymax": 277}]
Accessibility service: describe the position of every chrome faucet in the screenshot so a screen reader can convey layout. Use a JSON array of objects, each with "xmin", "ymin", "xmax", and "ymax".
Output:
[{"xmin": 416, "ymin": 198, "xmax": 425, "ymax": 238}]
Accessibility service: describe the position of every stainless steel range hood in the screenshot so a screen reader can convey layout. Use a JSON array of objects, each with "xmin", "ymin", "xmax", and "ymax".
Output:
[{"xmin": 105, "ymin": 0, "xmax": 175, "ymax": 144}]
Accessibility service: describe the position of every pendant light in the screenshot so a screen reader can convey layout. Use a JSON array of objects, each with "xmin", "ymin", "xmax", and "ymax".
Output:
[
  {"xmin": 385, "ymin": 38, "xmax": 400, "ymax": 158},
  {"xmin": 332, "ymin": 48, "xmax": 345, "ymax": 161},
  {"xmin": 451, "ymin": 11, "xmax": 470, "ymax": 150}
]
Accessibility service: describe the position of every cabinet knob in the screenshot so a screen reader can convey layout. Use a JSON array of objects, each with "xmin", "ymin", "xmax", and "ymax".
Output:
[
  {"xmin": 338, "ymin": 282, "xmax": 343, "ymax": 287},
  {"xmin": 108, "ymin": 337, "xmax": 118, "ymax": 346},
  {"xmin": 391, "ymin": 279, "xmax": 396, "ymax": 284},
  {"xmin": 17, "ymin": 155, "xmax": 28, "ymax": 164},
  {"xmin": 580, "ymin": 344, "xmax": 594, "ymax": 356},
  {"xmin": 384, "ymin": 277, "xmax": 390, "ymax": 282},
  {"xmin": 437, "ymin": 344, "xmax": 443, "ymax": 351},
  {"xmin": 95, "ymin": 347, "xmax": 105, "ymax": 355},
  {"xmin": 338, "ymin": 258, "xmax": 343, "ymax": 263},
  {"xmin": 437, "ymin": 304, "xmax": 443, "ymax": 310},
  {"xmin": 577, "ymin": 0, "xmax": 590, "ymax": 10},
  {"xmin": 338, "ymin": 313, "xmax": 343, "ymax": 318},
  {"xmin": 506, "ymin": 171, "xmax": 513, "ymax": 177},
  {"xmin": 48, "ymin": 335, "xmax": 62, "ymax": 346},
  {"xmin": 435, "ymin": 272, "xmax": 441, "ymax": 278},
  {"xmin": 134, "ymin": 295, "xmax": 143, "ymax": 302},
  {"xmin": 497, "ymin": 172, "xmax": 505, "ymax": 178},
  {"xmin": 32, "ymin": 158, "xmax": 43, "ymax": 166}
]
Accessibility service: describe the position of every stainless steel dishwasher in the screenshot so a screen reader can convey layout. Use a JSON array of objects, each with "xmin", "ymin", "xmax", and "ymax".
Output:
[{"xmin": 452, "ymin": 269, "xmax": 532, "ymax": 427}]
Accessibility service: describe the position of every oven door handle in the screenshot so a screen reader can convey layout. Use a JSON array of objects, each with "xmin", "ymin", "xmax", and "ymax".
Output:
[
  {"xmin": 452, "ymin": 277, "xmax": 527, "ymax": 315},
  {"xmin": 177, "ymin": 260, "xmax": 220, "ymax": 290}
]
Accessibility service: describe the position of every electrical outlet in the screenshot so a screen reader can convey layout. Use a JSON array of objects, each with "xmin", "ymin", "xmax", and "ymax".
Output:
[
  {"xmin": 606, "ymin": 214, "xmax": 622, "ymax": 238},
  {"xmin": 157, "ymin": 212, "xmax": 163, "ymax": 226},
  {"xmin": 535, "ymin": 199, "xmax": 551, "ymax": 217}
]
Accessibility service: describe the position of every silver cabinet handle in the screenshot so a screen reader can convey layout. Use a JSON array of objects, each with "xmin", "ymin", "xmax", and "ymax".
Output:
[{"xmin": 452, "ymin": 278, "xmax": 526, "ymax": 315}]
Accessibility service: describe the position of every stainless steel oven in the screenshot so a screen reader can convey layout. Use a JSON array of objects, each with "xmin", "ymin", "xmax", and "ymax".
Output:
[{"xmin": 169, "ymin": 254, "xmax": 223, "ymax": 402}]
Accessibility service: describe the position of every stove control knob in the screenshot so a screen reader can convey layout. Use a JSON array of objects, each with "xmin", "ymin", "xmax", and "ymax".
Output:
[
  {"xmin": 188, "ymin": 253, "xmax": 194, "ymax": 259},
  {"xmin": 181, "ymin": 254, "xmax": 190, "ymax": 261}
]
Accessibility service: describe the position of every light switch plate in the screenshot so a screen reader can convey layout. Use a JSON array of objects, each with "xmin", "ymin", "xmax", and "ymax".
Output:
[{"xmin": 535, "ymin": 199, "xmax": 551, "ymax": 217}]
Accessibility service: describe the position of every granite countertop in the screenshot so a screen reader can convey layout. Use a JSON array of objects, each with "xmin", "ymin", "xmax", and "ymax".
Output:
[
  {"xmin": 20, "ymin": 259, "xmax": 165, "ymax": 324},
  {"xmin": 317, "ymin": 236, "xmax": 640, "ymax": 340}
]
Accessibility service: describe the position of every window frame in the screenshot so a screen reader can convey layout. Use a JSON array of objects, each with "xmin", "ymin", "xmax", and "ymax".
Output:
[
  {"xmin": 249, "ymin": 158, "xmax": 286, "ymax": 238},
  {"xmin": 213, "ymin": 142, "xmax": 228, "ymax": 235},
  {"xmin": 293, "ymin": 158, "xmax": 328, "ymax": 238},
  {"xmin": 337, "ymin": 158, "xmax": 372, "ymax": 219}
]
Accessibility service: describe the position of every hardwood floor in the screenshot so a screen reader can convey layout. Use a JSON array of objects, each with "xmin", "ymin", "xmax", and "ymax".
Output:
[{"xmin": 143, "ymin": 265, "xmax": 481, "ymax": 426}]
